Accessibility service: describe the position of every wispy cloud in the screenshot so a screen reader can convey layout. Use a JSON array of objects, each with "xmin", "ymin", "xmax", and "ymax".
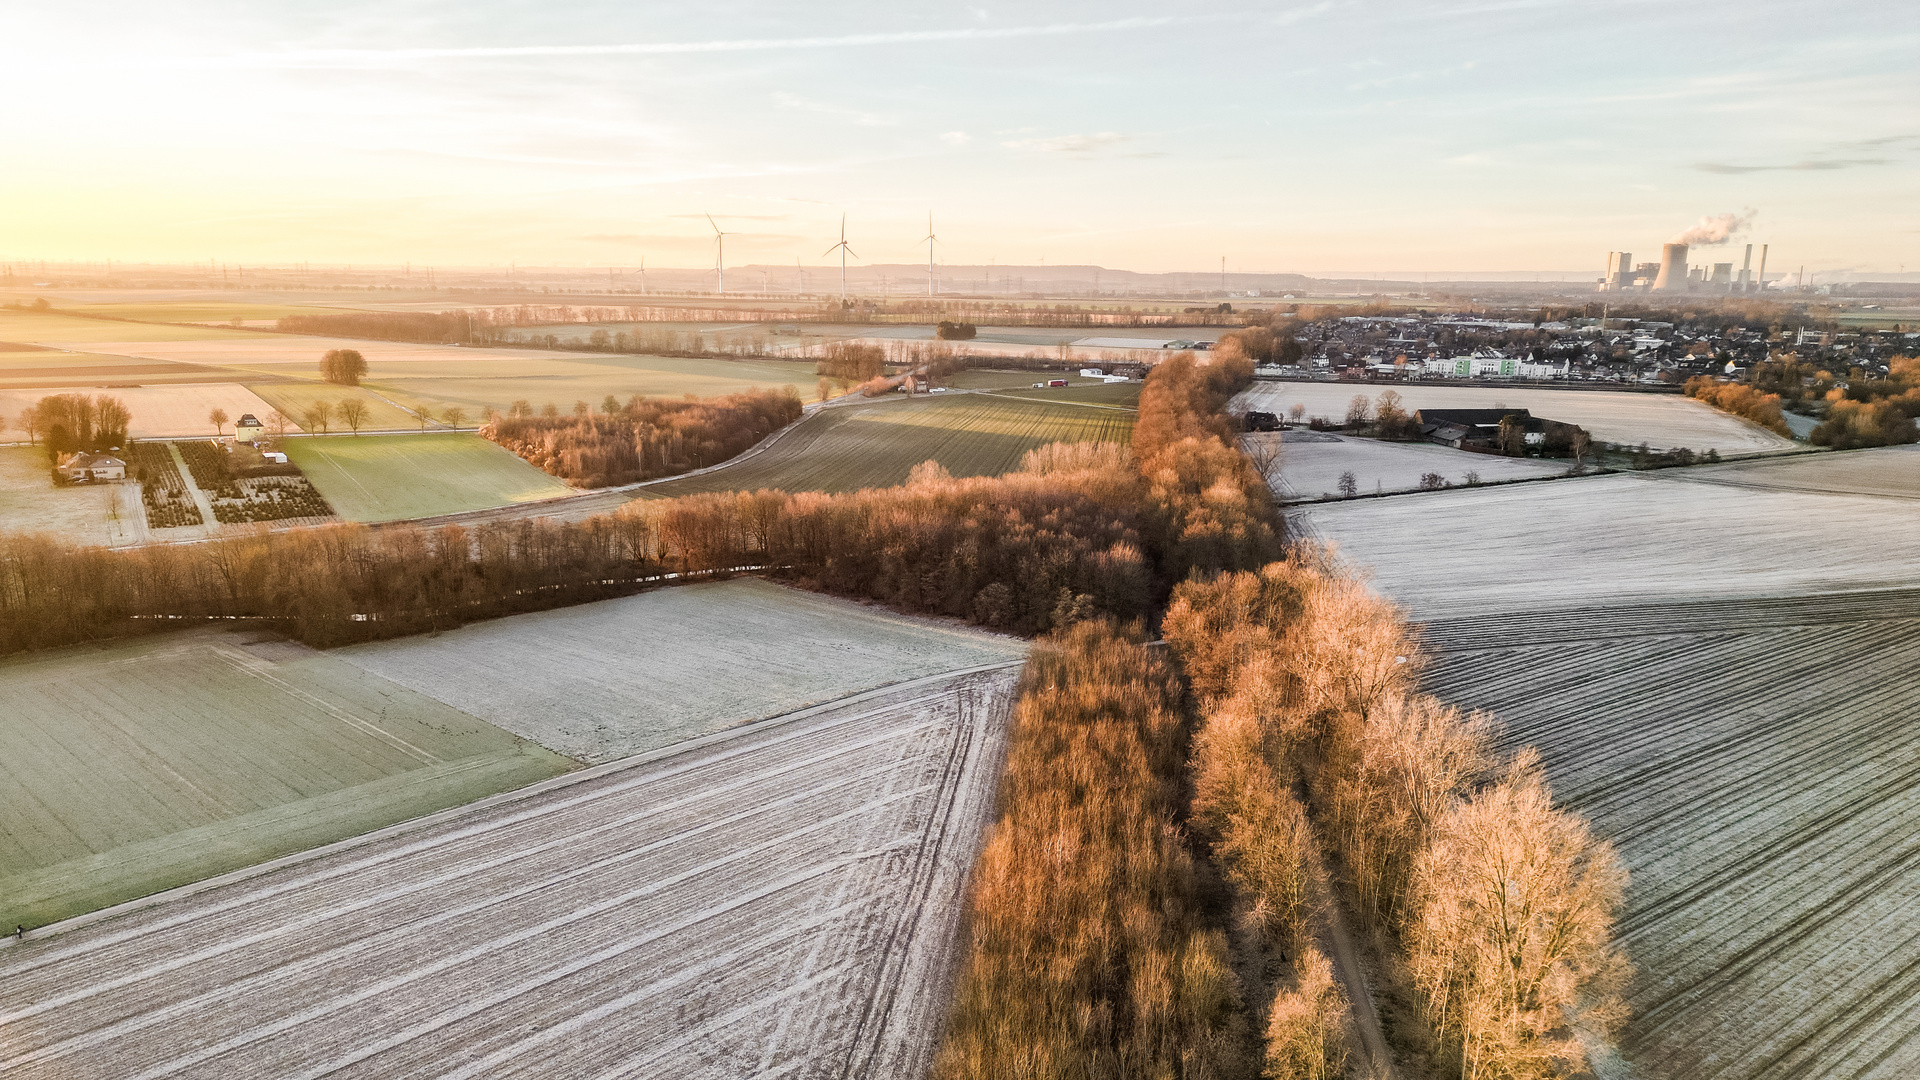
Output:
[
  {"xmin": 1693, "ymin": 158, "xmax": 1889, "ymax": 174},
  {"xmin": 210, "ymin": 17, "xmax": 1207, "ymax": 68},
  {"xmin": 940, "ymin": 131, "xmax": 972, "ymax": 146},
  {"xmin": 1003, "ymin": 132, "xmax": 1135, "ymax": 153}
]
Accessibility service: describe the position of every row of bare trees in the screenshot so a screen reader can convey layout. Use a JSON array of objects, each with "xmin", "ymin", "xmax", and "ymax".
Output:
[
  {"xmin": 933, "ymin": 622, "xmax": 1244, "ymax": 1079},
  {"xmin": 1163, "ymin": 560, "xmax": 1630, "ymax": 1078}
]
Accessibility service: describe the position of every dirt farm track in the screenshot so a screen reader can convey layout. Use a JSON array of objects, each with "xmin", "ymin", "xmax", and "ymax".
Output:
[{"xmin": 0, "ymin": 664, "xmax": 1022, "ymax": 1080}]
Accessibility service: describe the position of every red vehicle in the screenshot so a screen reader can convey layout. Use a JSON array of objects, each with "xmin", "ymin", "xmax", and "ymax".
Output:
[{"xmin": 1046, "ymin": 379, "xmax": 1068, "ymax": 388}]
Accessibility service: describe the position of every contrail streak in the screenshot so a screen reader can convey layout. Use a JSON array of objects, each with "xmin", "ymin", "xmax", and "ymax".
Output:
[{"xmin": 242, "ymin": 16, "xmax": 1203, "ymax": 65}]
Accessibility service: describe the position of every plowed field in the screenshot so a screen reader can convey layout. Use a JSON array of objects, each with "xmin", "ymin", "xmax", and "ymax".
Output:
[
  {"xmin": 0, "ymin": 664, "xmax": 1022, "ymax": 1080},
  {"xmin": 1422, "ymin": 590, "xmax": 1920, "ymax": 1079}
]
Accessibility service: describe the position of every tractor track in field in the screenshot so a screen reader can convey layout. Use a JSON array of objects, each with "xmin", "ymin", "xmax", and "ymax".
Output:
[{"xmin": 0, "ymin": 662, "xmax": 1024, "ymax": 1080}]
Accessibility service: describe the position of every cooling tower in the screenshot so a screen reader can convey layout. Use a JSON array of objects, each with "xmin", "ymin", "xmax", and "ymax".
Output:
[{"xmin": 1654, "ymin": 243, "xmax": 1688, "ymax": 291}]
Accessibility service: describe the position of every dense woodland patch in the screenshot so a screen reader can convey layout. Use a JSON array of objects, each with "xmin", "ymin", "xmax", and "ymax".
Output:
[{"xmin": 482, "ymin": 387, "xmax": 803, "ymax": 487}]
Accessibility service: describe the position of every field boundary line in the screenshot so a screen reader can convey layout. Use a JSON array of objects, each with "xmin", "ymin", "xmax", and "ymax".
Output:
[{"xmin": 0, "ymin": 656, "xmax": 1029, "ymax": 948}]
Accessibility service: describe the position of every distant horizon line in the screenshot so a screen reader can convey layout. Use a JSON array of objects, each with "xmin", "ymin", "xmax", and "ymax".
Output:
[{"xmin": 1, "ymin": 260, "xmax": 1910, "ymax": 283}]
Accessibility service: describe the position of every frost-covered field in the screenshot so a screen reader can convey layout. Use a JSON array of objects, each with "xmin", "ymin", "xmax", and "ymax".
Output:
[
  {"xmin": 339, "ymin": 578, "xmax": 1030, "ymax": 762},
  {"xmin": 1683, "ymin": 444, "xmax": 1920, "ymax": 500},
  {"xmin": 1421, "ymin": 591, "xmax": 1920, "ymax": 1079},
  {"xmin": 1251, "ymin": 431, "xmax": 1562, "ymax": 500},
  {"xmin": 1234, "ymin": 381, "xmax": 1795, "ymax": 454},
  {"xmin": 0, "ymin": 664, "xmax": 1021, "ymax": 1080},
  {"xmin": 1297, "ymin": 471, "xmax": 1920, "ymax": 618},
  {"xmin": 0, "ymin": 631, "xmax": 572, "ymax": 930}
]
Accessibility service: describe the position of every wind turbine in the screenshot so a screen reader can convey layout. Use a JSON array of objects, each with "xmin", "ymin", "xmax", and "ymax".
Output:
[
  {"xmin": 638, "ymin": 256, "xmax": 647, "ymax": 297},
  {"xmin": 706, "ymin": 214, "xmax": 729, "ymax": 295},
  {"xmin": 822, "ymin": 214, "xmax": 856, "ymax": 306},
  {"xmin": 795, "ymin": 257, "xmax": 808, "ymax": 296},
  {"xmin": 922, "ymin": 212, "xmax": 939, "ymax": 299}
]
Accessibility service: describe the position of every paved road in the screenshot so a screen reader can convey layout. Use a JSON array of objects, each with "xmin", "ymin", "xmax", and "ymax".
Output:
[{"xmin": 0, "ymin": 664, "xmax": 1022, "ymax": 1080}]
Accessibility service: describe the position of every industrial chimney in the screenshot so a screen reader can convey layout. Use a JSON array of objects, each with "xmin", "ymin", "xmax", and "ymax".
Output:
[{"xmin": 1654, "ymin": 243, "xmax": 1688, "ymax": 291}]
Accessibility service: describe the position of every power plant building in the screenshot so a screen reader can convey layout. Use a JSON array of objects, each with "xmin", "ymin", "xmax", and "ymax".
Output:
[
  {"xmin": 1600, "ymin": 240, "xmax": 1772, "ymax": 294},
  {"xmin": 1653, "ymin": 243, "xmax": 1688, "ymax": 291}
]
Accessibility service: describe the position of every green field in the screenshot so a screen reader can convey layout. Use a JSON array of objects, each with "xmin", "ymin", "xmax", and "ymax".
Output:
[
  {"xmin": 641, "ymin": 393, "xmax": 1134, "ymax": 498},
  {"xmin": 0, "ymin": 632, "xmax": 575, "ymax": 929},
  {"xmin": 366, "ymin": 353, "xmax": 817, "ymax": 417},
  {"xmin": 0, "ymin": 309, "xmax": 256, "ymax": 344},
  {"xmin": 940, "ymin": 369, "xmax": 1115, "ymax": 390},
  {"xmin": 988, "ymin": 382, "xmax": 1141, "ymax": 407},
  {"xmin": 285, "ymin": 433, "xmax": 576, "ymax": 522},
  {"xmin": 248, "ymin": 382, "xmax": 430, "ymax": 431}
]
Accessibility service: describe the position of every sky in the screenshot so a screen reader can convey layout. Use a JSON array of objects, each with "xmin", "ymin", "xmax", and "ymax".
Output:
[{"xmin": 2, "ymin": 0, "xmax": 1915, "ymax": 275}]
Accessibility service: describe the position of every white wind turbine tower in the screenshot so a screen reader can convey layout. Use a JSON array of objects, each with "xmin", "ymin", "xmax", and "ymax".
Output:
[
  {"xmin": 795, "ymin": 257, "xmax": 809, "ymax": 296},
  {"xmin": 922, "ymin": 212, "xmax": 939, "ymax": 298},
  {"xmin": 638, "ymin": 255, "xmax": 647, "ymax": 297},
  {"xmin": 823, "ymin": 214, "xmax": 856, "ymax": 306},
  {"xmin": 706, "ymin": 214, "xmax": 729, "ymax": 295}
]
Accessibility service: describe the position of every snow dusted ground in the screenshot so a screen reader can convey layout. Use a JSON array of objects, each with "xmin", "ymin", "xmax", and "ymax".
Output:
[
  {"xmin": 1313, "ymin": 448, "xmax": 1920, "ymax": 1079},
  {"xmin": 0, "ymin": 664, "xmax": 1022, "ymax": 1080},
  {"xmin": 1234, "ymin": 382, "xmax": 1796, "ymax": 454},
  {"xmin": 1296, "ymin": 469, "xmax": 1920, "ymax": 619},
  {"xmin": 1250, "ymin": 430, "xmax": 1563, "ymax": 500},
  {"xmin": 338, "ymin": 577, "xmax": 1029, "ymax": 762},
  {"xmin": 1422, "ymin": 592, "xmax": 1920, "ymax": 1080}
]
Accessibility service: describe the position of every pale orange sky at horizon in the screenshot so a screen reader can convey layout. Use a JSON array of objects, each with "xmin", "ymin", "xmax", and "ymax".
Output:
[{"xmin": 3, "ymin": 2, "xmax": 1914, "ymax": 277}]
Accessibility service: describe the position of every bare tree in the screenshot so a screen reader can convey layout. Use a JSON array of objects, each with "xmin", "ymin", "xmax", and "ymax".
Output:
[
  {"xmin": 209, "ymin": 407, "xmax": 229, "ymax": 438},
  {"xmin": 541, "ymin": 402, "xmax": 559, "ymax": 418},
  {"xmin": 267, "ymin": 411, "xmax": 290, "ymax": 439},
  {"xmin": 1406, "ymin": 754, "xmax": 1630, "ymax": 1078},
  {"xmin": 1288, "ymin": 402, "xmax": 1306, "ymax": 427},
  {"xmin": 573, "ymin": 400, "xmax": 590, "ymax": 417},
  {"xmin": 1338, "ymin": 470, "xmax": 1358, "ymax": 497},
  {"xmin": 1345, "ymin": 394, "xmax": 1373, "ymax": 430},
  {"xmin": 301, "ymin": 401, "xmax": 333, "ymax": 435},
  {"xmin": 14, "ymin": 409, "xmax": 38, "ymax": 446},
  {"xmin": 442, "ymin": 405, "xmax": 468, "ymax": 429},
  {"xmin": 1239, "ymin": 433, "xmax": 1284, "ymax": 488},
  {"xmin": 601, "ymin": 395, "xmax": 621, "ymax": 417},
  {"xmin": 338, "ymin": 399, "xmax": 369, "ymax": 435}
]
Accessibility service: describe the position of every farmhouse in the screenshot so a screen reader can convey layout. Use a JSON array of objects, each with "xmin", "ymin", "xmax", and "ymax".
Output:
[
  {"xmin": 234, "ymin": 413, "xmax": 265, "ymax": 443},
  {"xmin": 1415, "ymin": 407, "xmax": 1582, "ymax": 452},
  {"xmin": 57, "ymin": 451, "xmax": 127, "ymax": 482}
]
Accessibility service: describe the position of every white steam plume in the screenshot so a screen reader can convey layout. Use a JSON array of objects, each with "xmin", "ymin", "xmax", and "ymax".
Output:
[{"xmin": 1672, "ymin": 210, "xmax": 1756, "ymax": 246}]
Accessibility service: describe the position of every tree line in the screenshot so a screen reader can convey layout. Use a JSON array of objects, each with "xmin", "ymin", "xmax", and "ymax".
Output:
[
  {"xmin": 6, "ymin": 393, "xmax": 132, "ymax": 456},
  {"xmin": 481, "ymin": 388, "xmax": 803, "ymax": 488},
  {"xmin": 0, "ymin": 349, "xmax": 1270, "ymax": 649},
  {"xmin": 1810, "ymin": 353, "xmax": 1919, "ymax": 448},
  {"xmin": 1683, "ymin": 376, "xmax": 1791, "ymax": 436},
  {"xmin": 1162, "ymin": 560, "xmax": 1629, "ymax": 1078}
]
